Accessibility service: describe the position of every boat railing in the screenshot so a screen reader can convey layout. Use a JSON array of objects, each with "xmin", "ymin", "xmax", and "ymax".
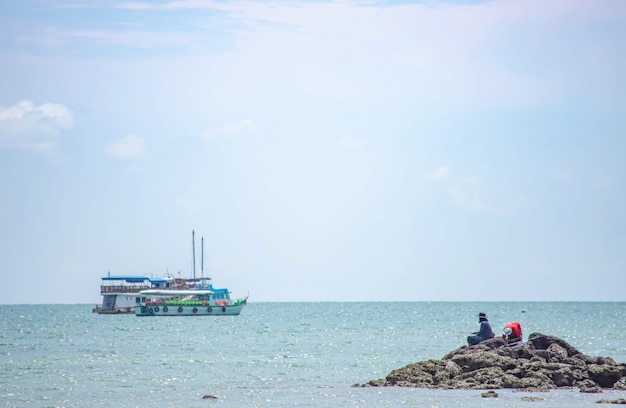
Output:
[
  {"xmin": 152, "ymin": 300, "xmax": 209, "ymax": 306},
  {"xmin": 100, "ymin": 285, "xmax": 151, "ymax": 294},
  {"xmin": 143, "ymin": 296, "xmax": 248, "ymax": 307}
]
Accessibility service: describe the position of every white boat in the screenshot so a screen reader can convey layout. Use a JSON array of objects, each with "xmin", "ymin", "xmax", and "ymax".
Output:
[
  {"xmin": 93, "ymin": 274, "xmax": 176, "ymax": 314},
  {"xmin": 135, "ymin": 287, "xmax": 247, "ymax": 316},
  {"xmin": 93, "ymin": 271, "xmax": 217, "ymax": 314},
  {"xmin": 134, "ymin": 230, "xmax": 248, "ymax": 317}
]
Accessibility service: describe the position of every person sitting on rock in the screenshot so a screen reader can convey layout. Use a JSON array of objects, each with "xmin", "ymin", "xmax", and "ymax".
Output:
[
  {"xmin": 467, "ymin": 312, "xmax": 495, "ymax": 345},
  {"xmin": 502, "ymin": 321, "xmax": 523, "ymax": 347}
]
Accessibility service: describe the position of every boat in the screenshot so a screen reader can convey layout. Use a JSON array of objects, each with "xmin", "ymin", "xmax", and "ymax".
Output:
[
  {"xmin": 134, "ymin": 231, "xmax": 248, "ymax": 317},
  {"xmin": 93, "ymin": 273, "xmax": 208, "ymax": 314},
  {"xmin": 135, "ymin": 287, "xmax": 247, "ymax": 316},
  {"xmin": 94, "ymin": 232, "xmax": 241, "ymax": 314},
  {"xmin": 93, "ymin": 274, "xmax": 175, "ymax": 314}
]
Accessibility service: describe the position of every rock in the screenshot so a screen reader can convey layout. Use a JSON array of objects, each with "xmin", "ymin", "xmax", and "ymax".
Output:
[
  {"xmin": 596, "ymin": 357, "xmax": 618, "ymax": 366},
  {"xmin": 459, "ymin": 367, "xmax": 506, "ymax": 389},
  {"xmin": 526, "ymin": 333, "xmax": 581, "ymax": 357},
  {"xmin": 449, "ymin": 351, "xmax": 518, "ymax": 374},
  {"xmin": 588, "ymin": 364, "xmax": 624, "ymax": 388},
  {"xmin": 613, "ymin": 377, "xmax": 626, "ymax": 390},
  {"xmin": 576, "ymin": 353, "xmax": 600, "ymax": 365},
  {"xmin": 547, "ymin": 366, "xmax": 585, "ymax": 387},
  {"xmin": 481, "ymin": 390, "xmax": 498, "ymax": 398},
  {"xmin": 501, "ymin": 346, "xmax": 534, "ymax": 360},
  {"xmin": 576, "ymin": 378, "xmax": 599, "ymax": 390},
  {"xmin": 513, "ymin": 387, "xmax": 551, "ymax": 393},
  {"xmin": 364, "ymin": 333, "xmax": 625, "ymax": 392},
  {"xmin": 580, "ymin": 385, "xmax": 603, "ymax": 393},
  {"xmin": 529, "ymin": 356, "xmax": 546, "ymax": 363},
  {"xmin": 360, "ymin": 378, "xmax": 387, "ymax": 387},
  {"xmin": 563, "ymin": 356, "xmax": 588, "ymax": 367},
  {"xmin": 547, "ymin": 343, "xmax": 569, "ymax": 361},
  {"xmin": 386, "ymin": 359, "xmax": 462, "ymax": 388},
  {"xmin": 520, "ymin": 396, "xmax": 544, "ymax": 402},
  {"xmin": 532, "ymin": 350, "xmax": 551, "ymax": 361}
]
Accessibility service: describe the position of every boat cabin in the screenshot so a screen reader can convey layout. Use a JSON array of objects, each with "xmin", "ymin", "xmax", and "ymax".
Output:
[{"xmin": 95, "ymin": 274, "xmax": 175, "ymax": 314}]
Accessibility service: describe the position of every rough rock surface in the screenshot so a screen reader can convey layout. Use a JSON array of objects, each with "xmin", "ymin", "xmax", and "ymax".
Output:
[{"xmin": 358, "ymin": 333, "xmax": 626, "ymax": 391}]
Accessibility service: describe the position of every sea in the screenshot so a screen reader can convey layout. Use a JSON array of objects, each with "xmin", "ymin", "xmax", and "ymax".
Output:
[{"xmin": 1, "ymin": 302, "xmax": 625, "ymax": 407}]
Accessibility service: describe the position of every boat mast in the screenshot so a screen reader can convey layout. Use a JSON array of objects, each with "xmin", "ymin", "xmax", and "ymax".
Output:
[
  {"xmin": 201, "ymin": 235, "xmax": 204, "ymax": 279},
  {"xmin": 192, "ymin": 230, "xmax": 196, "ymax": 280}
]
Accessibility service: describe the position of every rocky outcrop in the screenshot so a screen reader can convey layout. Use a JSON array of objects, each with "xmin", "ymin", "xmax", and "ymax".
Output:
[
  {"xmin": 358, "ymin": 333, "xmax": 626, "ymax": 391},
  {"xmin": 597, "ymin": 398, "xmax": 626, "ymax": 404}
]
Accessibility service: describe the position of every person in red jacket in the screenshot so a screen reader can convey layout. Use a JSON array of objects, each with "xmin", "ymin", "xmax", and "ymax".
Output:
[{"xmin": 502, "ymin": 321, "xmax": 522, "ymax": 346}]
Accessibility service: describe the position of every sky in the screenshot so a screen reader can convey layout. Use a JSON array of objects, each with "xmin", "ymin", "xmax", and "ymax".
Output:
[{"xmin": 1, "ymin": 0, "xmax": 625, "ymax": 304}]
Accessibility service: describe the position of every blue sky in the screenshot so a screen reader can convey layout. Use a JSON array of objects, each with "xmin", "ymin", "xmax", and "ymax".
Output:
[{"xmin": 1, "ymin": 0, "xmax": 625, "ymax": 304}]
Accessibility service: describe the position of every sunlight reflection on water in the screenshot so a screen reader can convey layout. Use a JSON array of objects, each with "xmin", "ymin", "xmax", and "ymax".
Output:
[{"xmin": 1, "ymin": 302, "xmax": 624, "ymax": 407}]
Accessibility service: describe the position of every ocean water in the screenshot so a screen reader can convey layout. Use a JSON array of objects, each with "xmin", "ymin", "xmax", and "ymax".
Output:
[{"xmin": 1, "ymin": 302, "xmax": 625, "ymax": 407}]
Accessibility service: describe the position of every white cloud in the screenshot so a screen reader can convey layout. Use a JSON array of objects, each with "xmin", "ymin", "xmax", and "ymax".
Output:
[
  {"xmin": 105, "ymin": 134, "xmax": 146, "ymax": 159},
  {"xmin": 203, "ymin": 119, "xmax": 258, "ymax": 141},
  {"xmin": 336, "ymin": 134, "xmax": 364, "ymax": 150},
  {"xmin": 14, "ymin": 0, "xmax": 626, "ymax": 118},
  {"xmin": 428, "ymin": 164, "xmax": 452, "ymax": 181},
  {"xmin": 0, "ymin": 100, "xmax": 73, "ymax": 151},
  {"xmin": 117, "ymin": 1, "xmax": 221, "ymax": 11},
  {"xmin": 219, "ymin": 119, "xmax": 258, "ymax": 136},
  {"xmin": 428, "ymin": 164, "xmax": 519, "ymax": 216},
  {"xmin": 19, "ymin": 27, "xmax": 197, "ymax": 50},
  {"xmin": 444, "ymin": 178, "xmax": 513, "ymax": 216}
]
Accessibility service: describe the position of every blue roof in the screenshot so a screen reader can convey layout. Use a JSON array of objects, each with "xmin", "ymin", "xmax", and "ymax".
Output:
[
  {"xmin": 101, "ymin": 275, "xmax": 150, "ymax": 283},
  {"xmin": 102, "ymin": 275, "xmax": 173, "ymax": 284},
  {"xmin": 209, "ymin": 284, "xmax": 229, "ymax": 294},
  {"xmin": 149, "ymin": 278, "xmax": 170, "ymax": 283}
]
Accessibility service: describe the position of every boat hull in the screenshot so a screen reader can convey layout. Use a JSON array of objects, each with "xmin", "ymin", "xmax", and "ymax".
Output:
[
  {"xmin": 135, "ymin": 303, "xmax": 245, "ymax": 317},
  {"xmin": 93, "ymin": 305, "xmax": 135, "ymax": 314}
]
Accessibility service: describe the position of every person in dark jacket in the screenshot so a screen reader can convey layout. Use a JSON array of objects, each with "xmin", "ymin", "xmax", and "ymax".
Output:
[{"xmin": 467, "ymin": 312, "xmax": 494, "ymax": 345}]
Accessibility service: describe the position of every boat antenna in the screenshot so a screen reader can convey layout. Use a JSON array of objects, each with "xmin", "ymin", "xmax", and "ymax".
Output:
[
  {"xmin": 201, "ymin": 235, "xmax": 204, "ymax": 279},
  {"xmin": 192, "ymin": 230, "xmax": 196, "ymax": 280}
]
